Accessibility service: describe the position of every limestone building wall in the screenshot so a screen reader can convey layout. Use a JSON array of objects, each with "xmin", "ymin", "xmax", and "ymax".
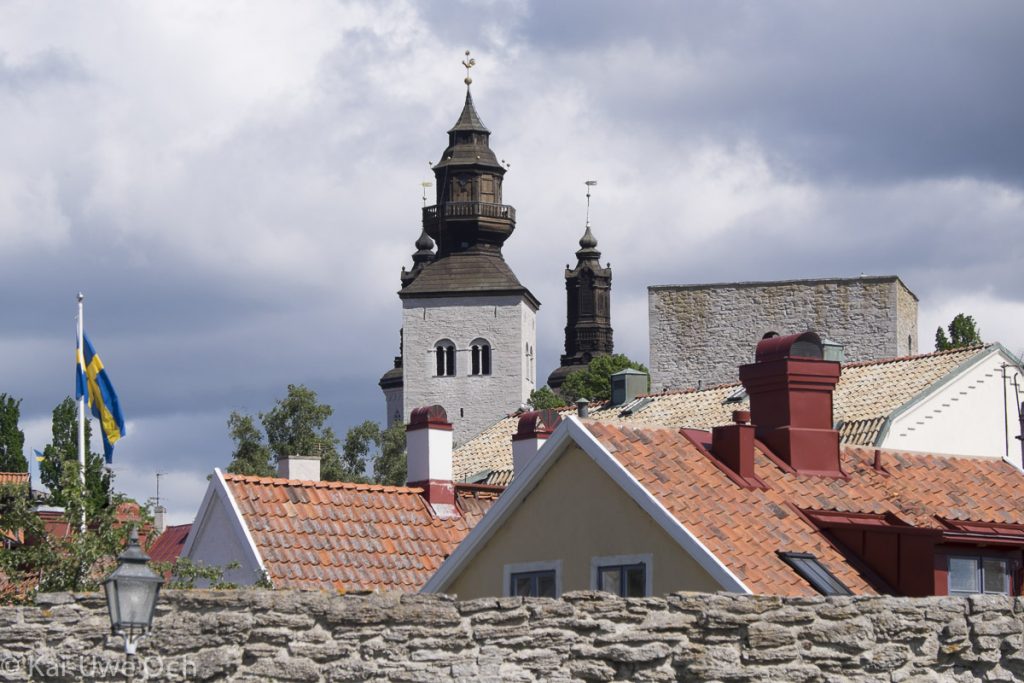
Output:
[
  {"xmin": 648, "ymin": 276, "xmax": 918, "ymax": 391},
  {"xmin": 3, "ymin": 590, "xmax": 1023, "ymax": 681},
  {"xmin": 403, "ymin": 295, "xmax": 536, "ymax": 446}
]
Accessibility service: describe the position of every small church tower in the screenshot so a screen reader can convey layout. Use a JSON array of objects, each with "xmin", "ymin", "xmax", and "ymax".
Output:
[
  {"xmin": 547, "ymin": 182, "xmax": 613, "ymax": 392},
  {"xmin": 380, "ymin": 53, "xmax": 540, "ymax": 444}
]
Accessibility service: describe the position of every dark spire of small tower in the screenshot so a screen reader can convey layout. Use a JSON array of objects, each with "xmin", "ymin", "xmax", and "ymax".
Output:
[
  {"xmin": 401, "ymin": 181, "xmax": 437, "ymax": 288},
  {"xmin": 547, "ymin": 180, "xmax": 614, "ymax": 392}
]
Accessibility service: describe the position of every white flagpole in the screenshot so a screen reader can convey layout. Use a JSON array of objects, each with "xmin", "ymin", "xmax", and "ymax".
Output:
[{"xmin": 77, "ymin": 292, "xmax": 86, "ymax": 532}]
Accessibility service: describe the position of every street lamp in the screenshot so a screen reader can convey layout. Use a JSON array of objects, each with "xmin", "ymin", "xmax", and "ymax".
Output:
[{"xmin": 103, "ymin": 526, "xmax": 163, "ymax": 655}]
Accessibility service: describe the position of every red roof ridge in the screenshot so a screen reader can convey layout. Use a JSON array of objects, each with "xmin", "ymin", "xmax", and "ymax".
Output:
[{"xmin": 221, "ymin": 472, "xmax": 425, "ymax": 494}]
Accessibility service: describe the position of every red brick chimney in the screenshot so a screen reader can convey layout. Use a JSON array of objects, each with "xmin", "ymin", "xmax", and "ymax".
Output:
[
  {"xmin": 739, "ymin": 331, "xmax": 842, "ymax": 476},
  {"xmin": 406, "ymin": 405, "xmax": 456, "ymax": 515},
  {"xmin": 711, "ymin": 410, "xmax": 756, "ymax": 480},
  {"xmin": 512, "ymin": 409, "xmax": 562, "ymax": 476}
]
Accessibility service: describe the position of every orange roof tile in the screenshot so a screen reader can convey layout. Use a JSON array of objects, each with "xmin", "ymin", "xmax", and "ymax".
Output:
[
  {"xmin": 583, "ymin": 421, "xmax": 1024, "ymax": 597},
  {"xmin": 222, "ymin": 474, "xmax": 496, "ymax": 592},
  {"xmin": 453, "ymin": 346, "xmax": 991, "ymax": 481},
  {"xmin": 0, "ymin": 472, "xmax": 29, "ymax": 486}
]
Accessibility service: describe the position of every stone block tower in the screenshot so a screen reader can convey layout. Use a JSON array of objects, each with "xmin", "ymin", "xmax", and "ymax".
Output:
[{"xmin": 380, "ymin": 58, "xmax": 539, "ymax": 445}]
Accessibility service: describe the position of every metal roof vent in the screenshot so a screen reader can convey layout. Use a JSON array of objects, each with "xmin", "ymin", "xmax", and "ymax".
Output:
[
  {"xmin": 822, "ymin": 338, "xmax": 845, "ymax": 363},
  {"xmin": 611, "ymin": 368, "xmax": 649, "ymax": 406}
]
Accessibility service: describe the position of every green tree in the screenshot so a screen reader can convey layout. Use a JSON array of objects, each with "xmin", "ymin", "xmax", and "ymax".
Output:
[
  {"xmin": 260, "ymin": 384, "xmax": 343, "ymax": 481},
  {"xmin": 0, "ymin": 394, "xmax": 26, "ymax": 473},
  {"xmin": 0, "ymin": 461, "xmax": 129, "ymax": 603},
  {"xmin": 373, "ymin": 422, "xmax": 407, "ymax": 486},
  {"xmin": 560, "ymin": 354, "xmax": 650, "ymax": 403},
  {"xmin": 225, "ymin": 411, "xmax": 274, "ymax": 477},
  {"xmin": 340, "ymin": 421, "xmax": 408, "ymax": 486},
  {"xmin": 39, "ymin": 397, "xmax": 111, "ymax": 513},
  {"xmin": 528, "ymin": 386, "xmax": 568, "ymax": 410},
  {"xmin": 935, "ymin": 313, "xmax": 983, "ymax": 351}
]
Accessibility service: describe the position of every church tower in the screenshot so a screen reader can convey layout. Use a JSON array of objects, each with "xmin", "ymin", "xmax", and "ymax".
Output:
[
  {"xmin": 380, "ymin": 53, "xmax": 539, "ymax": 445},
  {"xmin": 547, "ymin": 183, "xmax": 613, "ymax": 392}
]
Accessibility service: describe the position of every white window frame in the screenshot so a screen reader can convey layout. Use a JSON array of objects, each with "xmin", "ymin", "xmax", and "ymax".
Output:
[
  {"xmin": 503, "ymin": 559, "xmax": 562, "ymax": 598},
  {"xmin": 590, "ymin": 553, "xmax": 653, "ymax": 597}
]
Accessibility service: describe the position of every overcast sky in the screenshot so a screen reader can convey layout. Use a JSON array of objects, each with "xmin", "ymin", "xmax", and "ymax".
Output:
[{"xmin": 2, "ymin": 1, "xmax": 1022, "ymax": 525}]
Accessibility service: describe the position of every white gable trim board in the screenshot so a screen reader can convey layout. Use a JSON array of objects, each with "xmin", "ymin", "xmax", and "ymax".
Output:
[
  {"xmin": 179, "ymin": 468, "xmax": 267, "ymax": 584},
  {"xmin": 422, "ymin": 416, "xmax": 750, "ymax": 595}
]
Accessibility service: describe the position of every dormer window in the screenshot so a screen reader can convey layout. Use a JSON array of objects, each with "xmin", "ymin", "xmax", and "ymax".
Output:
[
  {"xmin": 948, "ymin": 555, "xmax": 1011, "ymax": 595},
  {"xmin": 435, "ymin": 341, "xmax": 456, "ymax": 376},
  {"xmin": 471, "ymin": 339, "xmax": 491, "ymax": 376}
]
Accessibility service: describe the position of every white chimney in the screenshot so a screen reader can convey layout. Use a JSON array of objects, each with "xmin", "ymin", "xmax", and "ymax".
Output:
[
  {"xmin": 512, "ymin": 410, "xmax": 562, "ymax": 476},
  {"xmin": 277, "ymin": 455, "xmax": 321, "ymax": 481},
  {"xmin": 153, "ymin": 505, "xmax": 167, "ymax": 534},
  {"xmin": 406, "ymin": 405, "xmax": 455, "ymax": 515}
]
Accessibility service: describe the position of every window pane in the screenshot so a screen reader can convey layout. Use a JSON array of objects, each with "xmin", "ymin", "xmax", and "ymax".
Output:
[
  {"xmin": 512, "ymin": 575, "xmax": 533, "ymax": 597},
  {"xmin": 983, "ymin": 558, "xmax": 1009, "ymax": 594},
  {"xmin": 436, "ymin": 347, "xmax": 444, "ymax": 376},
  {"xmin": 482, "ymin": 346, "xmax": 491, "ymax": 375},
  {"xmin": 599, "ymin": 567, "xmax": 621, "ymax": 595},
  {"xmin": 445, "ymin": 346, "xmax": 455, "ymax": 376},
  {"xmin": 624, "ymin": 565, "xmax": 646, "ymax": 597},
  {"xmin": 537, "ymin": 573, "xmax": 556, "ymax": 598},
  {"xmin": 949, "ymin": 557, "xmax": 979, "ymax": 593},
  {"xmin": 471, "ymin": 346, "xmax": 480, "ymax": 375}
]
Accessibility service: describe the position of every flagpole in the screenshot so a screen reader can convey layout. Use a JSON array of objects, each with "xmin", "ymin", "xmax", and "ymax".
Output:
[{"xmin": 77, "ymin": 292, "xmax": 86, "ymax": 532}]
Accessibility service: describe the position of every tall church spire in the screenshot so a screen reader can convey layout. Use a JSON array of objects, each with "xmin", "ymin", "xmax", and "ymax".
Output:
[
  {"xmin": 547, "ymin": 181, "xmax": 614, "ymax": 392},
  {"xmin": 383, "ymin": 51, "xmax": 540, "ymax": 444}
]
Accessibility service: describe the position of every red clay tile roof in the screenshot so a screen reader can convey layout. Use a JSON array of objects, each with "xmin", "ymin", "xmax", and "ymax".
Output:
[
  {"xmin": 0, "ymin": 472, "xmax": 29, "ymax": 486},
  {"xmin": 222, "ymin": 474, "xmax": 496, "ymax": 592},
  {"xmin": 148, "ymin": 524, "xmax": 192, "ymax": 564},
  {"xmin": 453, "ymin": 346, "xmax": 991, "ymax": 481},
  {"xmin": 584, "ymin": 421, "xmax": 1024, "ymax": 597}
]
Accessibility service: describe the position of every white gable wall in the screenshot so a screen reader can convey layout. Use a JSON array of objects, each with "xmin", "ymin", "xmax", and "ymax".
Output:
[
  {"xmin": 179, "ymin": 472, "xmax": 266, "ymax": 587},
  {"xmin": 882, "ymin": 348, "xmax": 1024, "ymax": 468}
]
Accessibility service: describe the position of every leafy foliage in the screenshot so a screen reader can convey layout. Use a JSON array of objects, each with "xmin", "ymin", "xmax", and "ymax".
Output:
[
  {"xmin": 341, "ymin": 421, "xmax": 407, "ymax": 486},
  {"xmin": 261, "ymin": 384, "xmax": 343, "ymax": 481},
  {"xmin": 373, "ymin": 422, "xmax": 407, "ymax": 486},
  {"xmin": 560, "ymin": 354, "xmax": 650, "ymax": 403},
  {"xmin": 0, "ymin": 461, "xmax": 128, "ymax": 604},
  {"xmin": 150, "ymin": 557, "xmax": 242, "ymax": 590},
  {"xmin": 0, "ymin": 394, "xmax": 26, "ymax": 473},
  {"xmin": 935, "ymin": 313, "xmax": 983, "ymax": 351},
  {"xmin": 528, "ymin": 386, "xmax": 568, "ymax": 410},
  {"xmin": 38, "ymin": 397, "xmax": 111, "ymax": 513},
  {"xmin": 226, "ymin": 411, "xmax": 274, "ymax": 477}
]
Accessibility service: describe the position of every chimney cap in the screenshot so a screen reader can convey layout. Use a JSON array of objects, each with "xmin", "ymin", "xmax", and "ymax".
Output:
[
  {"xmin": 514, "ymin": 410, "xmax": 562, "ymax": 441},
  {"xmin": 408, "ymin": 404, "xmax": 450, "ymax": 430},
  {"xmin": 755, "ymin": 331, "xmax": 824, "ymax": 363}
]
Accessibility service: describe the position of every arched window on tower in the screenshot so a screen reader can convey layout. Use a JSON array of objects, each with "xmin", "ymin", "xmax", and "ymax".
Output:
[
  {"xmin": 435, "ymin": 340, "xmax": 456, "ymax": 376},
  {"xmin": 471, "ymin": 339, "xmax": 492, "ymax": 376}
]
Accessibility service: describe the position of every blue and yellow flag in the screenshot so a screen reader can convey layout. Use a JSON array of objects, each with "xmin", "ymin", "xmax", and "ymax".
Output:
[{"xmin": 76, "ymin": 333, "xmax": 126, "ymax": 463}]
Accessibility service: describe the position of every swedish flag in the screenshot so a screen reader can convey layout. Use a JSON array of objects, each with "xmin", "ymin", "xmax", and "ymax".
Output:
[{"xmin": 76, "ymin": 334, "xmax": 126, "ymax": 463}]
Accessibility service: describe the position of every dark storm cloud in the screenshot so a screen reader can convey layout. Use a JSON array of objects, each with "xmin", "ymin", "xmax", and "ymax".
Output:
[{"xmin": 485, "ymin": 1, "xmax": 1024, "ymax": 186}]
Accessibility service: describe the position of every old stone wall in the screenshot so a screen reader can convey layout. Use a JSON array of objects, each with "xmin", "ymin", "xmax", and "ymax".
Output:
[
  {"xmin": 648, "ymin": 276, "xmax": 919, "ymax": 391},
  {"xmin": 2, "ymin": 590, "xmax": 1022, "ymax": 682}
]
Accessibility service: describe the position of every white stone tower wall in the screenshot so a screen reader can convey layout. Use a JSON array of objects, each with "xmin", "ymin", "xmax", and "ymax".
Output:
[
  {"xmin": 383, "ymin": 386, "xmax": 403, "ymax": 427},
  {"xmin": 403, "ymin": 295, "xmax": 537, "ymax": 446}
]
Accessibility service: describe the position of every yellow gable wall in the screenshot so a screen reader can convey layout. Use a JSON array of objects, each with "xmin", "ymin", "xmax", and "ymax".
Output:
[{"xmin": 445, "ymin": 443, "xmax": 723, "ymax": 599}]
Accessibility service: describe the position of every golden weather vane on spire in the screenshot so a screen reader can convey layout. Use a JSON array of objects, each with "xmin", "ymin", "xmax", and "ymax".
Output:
[{"xmin": 462, "ymin": 50, "xmax": 476, "ymax": 86}]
